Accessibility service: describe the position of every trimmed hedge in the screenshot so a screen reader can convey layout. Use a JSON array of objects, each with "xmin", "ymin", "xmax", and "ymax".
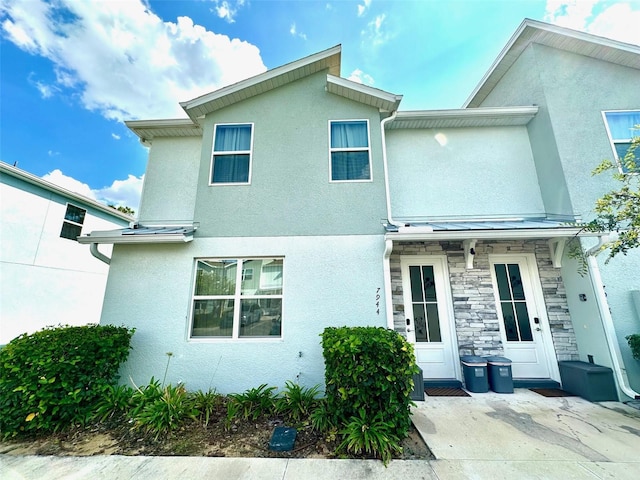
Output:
[
  {"xmin": 321, "ymin": 326, "xmax": 418, "ymax": 440},
  {"xmin": 0, "ymin": 324, "xmax": 134, "ymax": 437}
]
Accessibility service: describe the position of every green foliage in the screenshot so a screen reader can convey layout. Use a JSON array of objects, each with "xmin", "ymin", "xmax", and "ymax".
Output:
[
  {"xmin": 582, "ymin": 131, "xmax": 640, "ymax": 260},
  {"xmin": 227, "ymin": 384, "xmax": 277, "ymax": 421},
  {"xmin": 275, "ymin": 381, "xmax": 321, "ymax": 423},
  {"xmin": 0, "ymin": 324, "xmax": 134, "ymax": 438},
  {"xmin": 627, "ymin": 334, "xmax": 640, "ymax": 361},
  {"xmin": 129, "ymin": 377, "xmax": 163, "ymax": 418},
  {"xmin": 133, "ymin": 383, "xmax": 198, "ymax": 440},
  {"xmin": 191, "ymin": 388, "xmax": 222, "ymax": 427},
  {"xmin": 339, "ymin": 410, "xmax": 403, "ymax": 466},
  {"xmin": 92, "ymin": 384, "xmax": 134, "ymax": 423},
  {"xmin": 321, "ymin": 326, "xmax": 418, "ymax": 461}
]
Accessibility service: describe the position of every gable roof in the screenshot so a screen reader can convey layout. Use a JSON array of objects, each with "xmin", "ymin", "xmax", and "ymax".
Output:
[
  {"xmin": 464, "ymin": 18, "xmax": 640, "ymax": 108},
  {"xmin": 0, "ymin": 162, "xmax": 133, "ymax": 223},
  {"xmin": 180, "ymin": 45, "xmax": 342, "ymax": 120}
]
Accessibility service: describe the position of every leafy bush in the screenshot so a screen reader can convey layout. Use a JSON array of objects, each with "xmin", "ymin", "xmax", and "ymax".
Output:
[
  {"xmin": 134, "ymin": 383, "xmax": 198, "ymax": 439},
  {"xmin": 92, "ymin": 384, "xmax": 135, "ymax": 423},
  {"xmin": 191, "ymin": 388, "xmax": 223, "ymax": 427},
  {"xmin": 339, "ymin": 410, "xmax": 403, "ymax": 465},
  {"xmin": 321, "ymin": 326, "xmax": 418, "ymax": 463},
  {"xmin": 0, "ymin": 324, "xmax": 134, "ymax": 438},
  {"xmin": 627, "ymin": 334, "xmax": 640, "ymax": 360},
  {"xmin": 275, "ymin": 381, "xmax": 321, "ymax": 423},
  {"xmin": 227, "ymin": 384, "xmax": 277, "ymax": 421}
]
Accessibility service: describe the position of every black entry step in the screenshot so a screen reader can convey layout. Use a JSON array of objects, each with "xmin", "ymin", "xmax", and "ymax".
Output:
[
  {"xmin": 513, "ymin": 378, "xmax": 561, "ymax": 389},
  {"xmin": 423, "ymin": 378, "xmax": 463, "ymax": 389}
]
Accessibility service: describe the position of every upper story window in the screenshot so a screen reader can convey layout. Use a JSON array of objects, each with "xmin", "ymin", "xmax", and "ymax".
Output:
[
  {"xmin": 190, "ymin": 258, "xmax": 283, "ymax": 340},
  {"xmin": 211, "ymin": 123, "xmax": 253, "ymax": 184},
  {"xmin": 329, "ymin": 120, "xmax": 371, "ymax": 182},
  {"xmin": 603, "ymin": 110, "xmax": 640, "ymax": 173},
  {"xmin": 60, "ymin": 204, "xmax": 86, "ymax": 241}
]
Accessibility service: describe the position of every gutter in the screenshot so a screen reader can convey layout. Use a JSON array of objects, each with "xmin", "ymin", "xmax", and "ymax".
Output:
[{"xmin": 586, "ymin": 235, "xmax": 640, "ymax": 400}]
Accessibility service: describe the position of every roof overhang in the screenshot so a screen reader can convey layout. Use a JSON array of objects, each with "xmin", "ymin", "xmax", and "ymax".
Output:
[
  {"xmin": 125, "ymin": 119, "xmax": 203, "ymax": 145},
  {"xmin": 77, "ymin": 223, "xmax": 198, "ymax": 245},
  {"xmin": 325, "ymin": 74, "xmax": 402, "ymax": 112},
  {"xmin": 464, "ymin": 19, "xmax": 640, "ymax": 108},
  {"xmin": 179, "ymin": 45, "xmax": 342, "ymax": 120},
  {"xmin": 386, "ymin": 106, "xmax": 538, "ymax": 129}
]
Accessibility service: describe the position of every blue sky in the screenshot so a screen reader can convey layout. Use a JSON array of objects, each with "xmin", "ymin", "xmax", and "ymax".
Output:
[{"xmin": 1, "ymin": 0, "xmax": 639, "ymax": 213}]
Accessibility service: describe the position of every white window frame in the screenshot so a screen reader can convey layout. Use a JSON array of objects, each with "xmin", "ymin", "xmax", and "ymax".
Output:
[
  {"xmin": 328, "ymin": 119, "xmax": 373, "ymax": 183},
  {"xmin": 189, "ymin": 257, "xmax": 284, "ymax": 341},
  {"xmin": 602, "ymin": 109, "xmax": 640, "ymax": 174},
  {"xmin": 209, "ymin": 122, "xmax": 254, "ymax": 186},
  {"xmin": 60, "ymin": 203, "xmax": 86, "ymax": 241}
]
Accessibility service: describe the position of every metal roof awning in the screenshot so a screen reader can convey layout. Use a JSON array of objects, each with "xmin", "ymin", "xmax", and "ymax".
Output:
[
  {"xmin": 78, "ymin": 223, "xmax": 198, "ymax": 245},
  {"xmin": 384, "ymin": 218, "xmax": 597, "ymax": 269}
]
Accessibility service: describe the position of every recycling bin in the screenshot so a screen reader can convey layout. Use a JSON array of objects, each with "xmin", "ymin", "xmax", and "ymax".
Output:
[
  {"xmin": 460, "ymin": 355, "xmax": 489, "ymax": 393},
  {"xmin": 485, "ymin": 356, "xmax": 513, "ymax": 393},
  {"xmin": 410, "ymin": 366, "xmax": 425, "ymax": 401}
]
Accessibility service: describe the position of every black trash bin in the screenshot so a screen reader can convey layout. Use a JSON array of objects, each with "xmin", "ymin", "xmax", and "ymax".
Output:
[
  {"xmin": 485, "ymin": 356, "xmax": 513, "ymax": 393},
  {"xmin": 460, "ymin": 355, "xmax": 489, "ymax": 393}
]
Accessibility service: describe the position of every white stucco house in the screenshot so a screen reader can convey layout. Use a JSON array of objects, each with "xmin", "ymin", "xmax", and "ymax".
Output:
[
  {"xmin": 0, "ymin": 162, "xmax": 132, "ymax": 344},
  {"xmin": 78, "ymin": 19, "xmax": 639, "ymax": 400}
]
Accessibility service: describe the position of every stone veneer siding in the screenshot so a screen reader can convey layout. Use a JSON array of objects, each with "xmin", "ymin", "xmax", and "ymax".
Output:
[{"xmin": 389, "ymin": 240, "xmax": 579, "ymax": 363}]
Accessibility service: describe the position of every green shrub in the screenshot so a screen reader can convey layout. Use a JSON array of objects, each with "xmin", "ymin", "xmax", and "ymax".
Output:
[
  {"xmin": 134, "ymin": 383, "xmax": 198, "ymax": 439},
  {"xmin": 321, "ymin": 326, "xmax": 418, "ymax": 462},
  {"xmin": 339, "ymin": 410, "xmax": 403, "ymax": 465},
  {"xmin": 191, "ymin": 388, "xmax": 223, "ymax": 427},
  {"xmin": 627, "ymin": 334, "xmax": 640, "ymax": 360},
  {"xmin": 92, "ymin": 384, "xmax": 135, "ymax": 423},
  {"xmin": 0, "ymin": 324, "xmax": 134, "ymax": 438},
  {"xmin": 227, "ymin": 384, "xmax": 277, "ymax": 421},
  {"xmin": 275, "ymin": 381, "xmax": 321, "ymax": 423}
]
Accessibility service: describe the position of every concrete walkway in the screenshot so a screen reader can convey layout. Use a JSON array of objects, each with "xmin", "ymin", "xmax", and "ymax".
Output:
[{"xmin": 2, "ymin": 389, "xmax": 639, "ymax": 479}]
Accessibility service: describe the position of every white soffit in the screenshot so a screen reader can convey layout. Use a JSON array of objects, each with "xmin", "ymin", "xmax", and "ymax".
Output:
[
  {"xmin": 326, "ymin": 75, "xmax": 403, "ymax": 112},
  {"xmin": 180, "ymin": 45, "xmax": 342, "ymax": 120},
  {"xmin": 125, "ymin": 119, "xmax": 203, "ymax": 143},
  {"xmin": 464, "ymin": 18, "xmax": 640, "ymax": 108},
  {"xmin": 386, "ymin": 106, "xmax": 538, "ymax": 129}
]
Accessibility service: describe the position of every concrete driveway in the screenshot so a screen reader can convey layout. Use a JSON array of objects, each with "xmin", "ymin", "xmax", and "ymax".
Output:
[{"xmin": 411, "ymin": 388, "xmax": 640, "ymax": 479}]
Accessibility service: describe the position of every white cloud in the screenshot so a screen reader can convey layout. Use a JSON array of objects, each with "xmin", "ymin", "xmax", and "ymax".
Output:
[
  {"xmin": 358, "ymin": 0, "xmax": 372, "ymax": 17},
  {"xmin": 361, "ymin": 13, "xmax": 392, "ymax": 47},
  {"xmin": 111, "ymin": 133, "xmax": 121, "ymax": 140},
  {"xmin": 42, "ymin": 169, "xmax": 143, "ymax": 212},
  {"xmin": 0, "ymin": 0, "xmax": 266, "ymax": 121},
  {"xmin": 545, "ymin": 1, "xmax": 640, "ymax": 45},
  {"xmin": 214, "ymin": 0, "xmax": 246, "ymax": 23},
  {"xmin": 347, "ymin": 69, "xmax": 375, "ymax": 86},
  {"xmin": 289, "ymin": 22, "xmax": 307, "ymax": 40}
]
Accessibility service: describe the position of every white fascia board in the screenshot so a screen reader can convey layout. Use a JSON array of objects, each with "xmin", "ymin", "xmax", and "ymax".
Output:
[
  {"xmin": 385, "ymin": 227, "xmax": 593, "ymax": 242},
  {"xmin": 463, "ymin": 19, "xmax": 640, "ymax": 108},
  {"xmin": 125, "ymin": 118, "xmax": 199, "ymax": 129},
  {"xmin": 393, "ymin": 106, "xmax": 538, "ymax": 122},
  {"xmin": 0, "ymin": 162, "xmax": 132, "ymax": 223},
  {"xmin": 326, "ymin": 74, "xmax": 403, "ymax": 111},
  {"xmin": 179, "ymin": 45, "xmax": 342, "ymax": 115},
  {"xmin": 77, "ymin": 234, "xmax": 193, "ymax": 245}
]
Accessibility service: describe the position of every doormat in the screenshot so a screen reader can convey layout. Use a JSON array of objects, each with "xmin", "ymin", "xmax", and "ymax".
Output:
[
  {"xmin": 530, "ymin": 388, "xmax": 575, "ymax": 397},
  {"xmin": 425, "ymin": 387, "xmax": 471, "ymax": 397}
]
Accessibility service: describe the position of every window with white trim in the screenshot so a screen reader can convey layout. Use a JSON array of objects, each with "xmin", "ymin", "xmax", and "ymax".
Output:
[
  {"xmin": 603, "ymin": 110, "xmax": 640, "ymax": 173},
  {"xmin": 211, "ymin": 123, "xmax": 253, "ymax": 184},
  {"xmin": 329, "ymin": 120, "xmax": 371, "ymax": 181},
  {"xmin": 191, "ymin": 258, "xmax": 283, "ymax": 339},
  {"xmin": 60, "ymin": 204, "xmax": 86, "ymax": 240}
]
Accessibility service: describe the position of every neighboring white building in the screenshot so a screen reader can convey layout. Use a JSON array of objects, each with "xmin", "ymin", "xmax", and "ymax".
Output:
[{"xmin": 0, "ymin": 162, "xmax": 132, "ymax": 344}]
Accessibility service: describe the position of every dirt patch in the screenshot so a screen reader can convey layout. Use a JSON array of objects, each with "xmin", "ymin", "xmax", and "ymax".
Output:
[{"xmin": 0, "ymin": 417, "xmax": 434, "ymax": 461}]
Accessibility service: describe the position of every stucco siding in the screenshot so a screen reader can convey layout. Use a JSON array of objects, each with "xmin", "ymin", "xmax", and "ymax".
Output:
[
  {"xmin": 477, "ymin": 45, "xmax": 574, "ymax": 217},
  {"xmin": 101, "ymin": 234, "xmax": 387, "ymax": 393},
  {"xmin": 138, "ymin": 136, "xmax": 202, "ymax": 223},
  {"xmin": 386, "ymin": 126, "xmax": 545, "ymax": 219},
  {"xmin": 193, "ymin": 72, "xmax": 388, "ymax": 237}
]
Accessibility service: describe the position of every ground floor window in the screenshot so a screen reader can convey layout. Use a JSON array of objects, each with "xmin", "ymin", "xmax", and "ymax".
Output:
[{"xmin": 190, "ymin": 258, "xmax": 283, "ymax": 339}]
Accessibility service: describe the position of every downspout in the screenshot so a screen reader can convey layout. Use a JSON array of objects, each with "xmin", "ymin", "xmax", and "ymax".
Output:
[
  {"xmin": 586, "ymin": 235, "xmax": 640, "ymax": 400},
  {"xmin": 89, "ymin": 243, "xmax": 111, "ymax": 265},
  {"xmin": 381, "ymin": 111, "xmax": 403, "ymax": 229},
  {"xmin": 381, "ymin": 112, "xmax": 400, "ymax": 331}
]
